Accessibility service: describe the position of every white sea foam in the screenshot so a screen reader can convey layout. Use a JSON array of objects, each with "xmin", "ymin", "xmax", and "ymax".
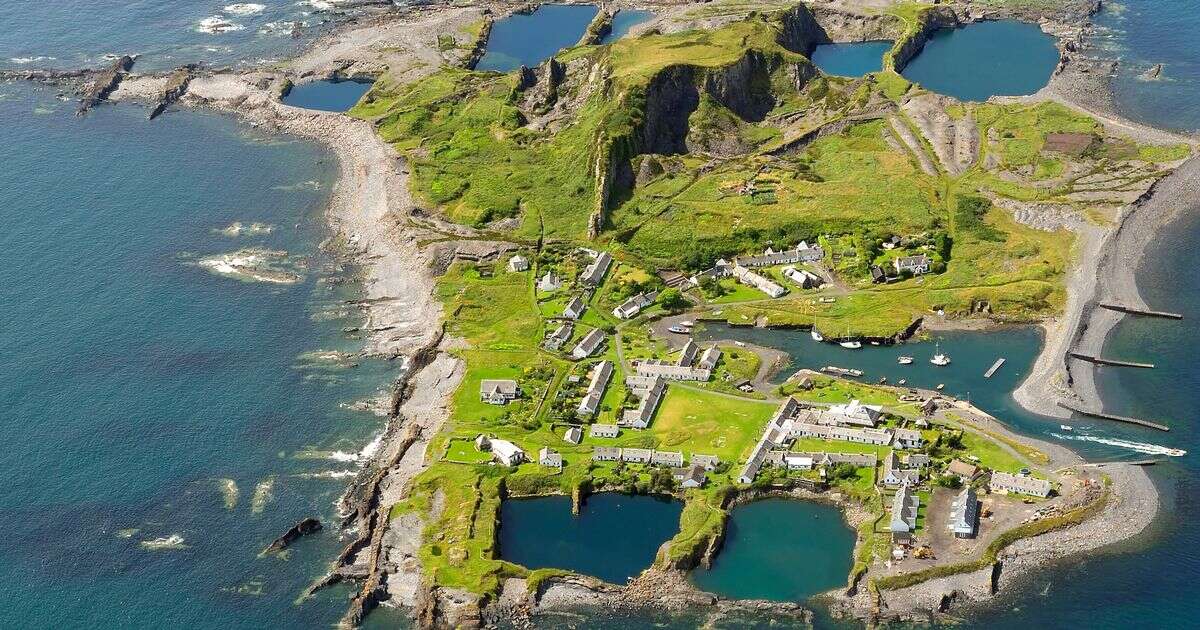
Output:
[
  {"xmin": 197, "ymin": 249, "xmax": 302, "ymax": 284},
  {"xmin": 328, "ymin": 450, "xmax": 359, "ymax": 462},
  {"xmin": 251, "ymin": 477, "xmax": 275, "ymax": 514},
  {"xmin": 9, "ymin": 56, "xmax": 55, "ymax": 64},
  {"xmin": 1051, "ymin": 432, "xmax": 1186, "ymax": 457},
  {"xmin": 139, "ymin": 534, "xmax": 188, "ymax": 550},
  {"xmin": 216, "ymin": 221, "xmax": 275, "ymax": 237},
  {"xmin": 296, "ymin": 469, "xmax": 357, "ymax": 479},
  {"xmin": 224, "ymin": 3, "xmax": 266, "ymax": 16},
  {"xmin": 359, "ymin": 432, "xmax": 384, "ymax": 460},
  {"xmin": 197, "ymin": 16, "xmax": 246, "ymax": 34}
]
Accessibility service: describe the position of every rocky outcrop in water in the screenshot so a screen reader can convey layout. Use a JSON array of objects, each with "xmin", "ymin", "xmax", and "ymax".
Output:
[
  {"xmin": 262, "ymin": 517, "xmax": 322, "ymax": 554},
  {"xmin": 148, "ymin": 64, "xmax": 194, "ymax": 120},
  {"xmin": 577, "ymin": 7, "xmax": 615, "ymax": 46},
  {"xmin": 77, "ymin": 55, "xmax": 134, "ymax": 115}
]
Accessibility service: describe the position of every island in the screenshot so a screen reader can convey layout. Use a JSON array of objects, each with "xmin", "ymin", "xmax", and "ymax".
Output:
[{"xmin": 28, "ymin": 0, "xmax": 1193, "ymax": 627}]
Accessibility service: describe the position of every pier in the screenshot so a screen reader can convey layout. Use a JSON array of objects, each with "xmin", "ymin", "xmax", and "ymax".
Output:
[
  {"xmin": 1098, "ymin": 302, "xmax": 1183, "ymax": 320},
  {"xmin": 1069, "ymin": 352, "xmax": 1155, "ymax": 369},
  {"xmin": 983, "ymin": 358, "xmax": 1006, "ymax": 378},
  {"xmin": 1056, "ymin": 401, "xmax": 1170, "ymax": 432}
]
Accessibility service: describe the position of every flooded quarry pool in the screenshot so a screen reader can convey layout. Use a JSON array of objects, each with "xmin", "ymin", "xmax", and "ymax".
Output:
[
  {"xmin": 900, "ymin": 20, "xmax": 1060, "ymax": 101},
  {"xmin": 810, "ymin": 41, "xmax": 892, "ymax": 77},
  {"xmin": 691, "ymin": 499, "xmax": 854, "ymax": 602},
  {"xmin": 599, "ymin": 9, "xmax": 655, "ymax": 44},
  {"xmin": 498, "ymin": 493, "xmax": 682, "ymax": 584},
  {"xmin": 475, "ymin": 4, "xmax": 599, "ymax": 72},
  {"xmin": 281, "ymin": 79, "xmax": 373, "ymax": 112}
]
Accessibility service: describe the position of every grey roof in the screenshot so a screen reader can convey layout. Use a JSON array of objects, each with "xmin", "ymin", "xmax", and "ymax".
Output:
[
  {"xmin": 572, "ymin": 329, "xmax": 605, "ymax": 358},
  {"xmin": 480, "ymin": 379, "xmax": 519, "ymax": 396},
  {"xmin": 949, "ymin": 487, "xmax": 979, "ymax": 536},
  {"xmin": 581, "ymin": 251, "xmax": 612, "ymax": 286}
]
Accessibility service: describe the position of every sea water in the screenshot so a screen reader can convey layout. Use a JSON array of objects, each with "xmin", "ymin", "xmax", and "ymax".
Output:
[
  {"xmin": 0, "ymin": 0, "xmax": 355, "ymax": 72},
  {"xmin": 0, "ymin": 84, "xmax": 396, "ymax": 628},
  {"xmin": 599, "ymin": 10, "xmax": 656, "ymax": 45}
]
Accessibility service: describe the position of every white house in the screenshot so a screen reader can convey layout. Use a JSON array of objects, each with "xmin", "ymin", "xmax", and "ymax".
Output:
[
  {"xmin": 990, "ymin": 471, "xmax": 1051, "ymax": 498},
  {"xmin": 576, "ymin": 360, "xmax": 613, "ymax": 418},
  {"xmin": 593, "ymin": 446, "xmax": 622, "ymax": 461},
  {"xmin": 894, "ymin": 254, "xmax": 931, "ymax": 275},
  {"xmin": 489, "ymin": 439, "xmax": 525, "ymax": 466},
  {"xmin": 826, "ymin": 399, "xmax": 884, "ymax": 427},
  {"xmin": 571, "ymin": 329, "xmax": 605, "ymax": 360},
  {"xmin": 949, "ymin": 487, "xmax": 979, "ymax": 538},
  {"xmin": 889, "ymin": 485, "xmax": 920, "ymax": 544},
  {"xmin": 893, "ymin": 428, "xmax": 924, "ymax": 449},
  {"xmin": 691, "ymin": 454, "xmax": 720, "ymax": 470},
  {"xmin": 589, "ymin": 423, "xmax": 620, "ymax": 438},
  {"xmin": 731, "ymin": 263, "xmax": 787, "ymax": 298},
  {"xmin": 564, "ymin": 426, "xmax": 582, "ymax": 444},
  {"xmin": 620, "ymin": 377, "xmax": 665, "ymax": 429},
  {"xmin": 508, "ymin": 255, "xmax": 529, "ymax": 272},
  {"xmin": 538, "ymin": 447, "xmax": 562, "ymax": 469},
  {"xmin": 697, "ymin": 346, "xmax": 722, "ymax": 371},
  {"xmin": 479, "ymin": 379, "xmax": 520, "ymax": 405},
  {"xmin": 651, "ymin": 450, "xmax": 684, "ymax": 467},
  {"xmin": 538, "ymin": 272, "xmax": 562, "ymax": 292},
  {"xmin": 634, "ymin": 360, "xmax": 710, "ymax": 382},
  {"xmin": 674, "ymin": 464, "xmax": 707, "ymax": 489},
  {"xmin": 580, "ymin": 251, "xmax": 612, "ymax": 286},
  {"xmin": 880, "ymin": 450, "xmax": 921, "ymax": 487},
  {"xmin": 544, "ymin": 322, "xmax": 573, "ymax": 351},
  {"xmin": 612, "ymin": 291, "xmax": 657, "ymax": 319},
  {"xmin": 678, "ymin": 340, "xmax": 699, "ymax": 367},
  {"xmin": 563, "ymin": 296, "xmax": 586, "ymax": 320}
]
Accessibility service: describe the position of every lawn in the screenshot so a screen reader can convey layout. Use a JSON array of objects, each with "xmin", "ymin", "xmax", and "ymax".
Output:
[
  {"xmin": 446, "ymin": 438, "xmax": 493, "ymax": 464},
  {"xmin": 649, "ymin": 386, "xmax": 777, "ymax": 461},
  {"xmin": 955, "ymin": 429, "xmax": 1032, "ymax": 475}
]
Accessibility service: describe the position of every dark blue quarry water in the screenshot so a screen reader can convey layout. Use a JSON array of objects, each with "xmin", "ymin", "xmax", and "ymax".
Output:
[
  {"xmin": 599, "ymin": 10, "xmax": 655, "ymax": 45},
  {"xmin": 282, "ymin": 79, "xmax": 373, "ymax": 112},
  {"xmin": 691, "ymin": 499, "xmax": 855, "ymax": 602},
  {"xmin": 811, "ymin": 41, "xmax": 892, "ymax": 77},
  {"xmin": 0, "ymin": 84, "xmax": 396, "ymax": 628},
  {"xmin": 498, "ymin": 493, "xmax": 682, "ymax": 584},
  {"xmin": 476, "ymin": 4, "xmax": 599, "ymax": 72},
  {"xmin": 901, "ymin": 20, "xmax": 1060, "ymax": 101}
]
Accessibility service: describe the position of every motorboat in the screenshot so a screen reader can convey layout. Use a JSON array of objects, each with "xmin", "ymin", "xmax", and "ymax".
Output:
[
  {"xmin": 1060, "ymin": 425, "xmax": 1073, "ymax": 432},
  {"xmin": 680, "ymin": 321, "xmax": 695, "ymax": 328},
  {"xmin": 667, "ymin": 325, "xmax": 690, "ymax": 334},
  {"xmin": 897, "ymin": 356, "xmax": 914, "ymax": 365},
  {"xmin": 930, "ymin": 342, "xmax": 951, "ymax": 366}
]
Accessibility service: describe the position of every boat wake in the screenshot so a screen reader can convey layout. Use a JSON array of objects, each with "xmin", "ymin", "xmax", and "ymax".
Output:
[{"xmin": 1050, "ymin": 432, "xmax": 1186, "ymax": 457}]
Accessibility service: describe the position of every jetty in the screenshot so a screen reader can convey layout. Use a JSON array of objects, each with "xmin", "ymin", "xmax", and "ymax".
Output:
[
  {"xmin": 821, "ymin": 366, "xmax": 863, "ymax": 378},
  {"xmin": 1056, "ymin": 401, "xmax": 1170, "ymax": 432},
  {"xmin": 984, "ymin": 358, "xmax": 1006, "ymax": 378},
  {"xmin": 1069, "ymin": 352, "xmax": 1154, "ymax": 369},
  {"xmin": 1098, "ymin": 302, "xmax": 1183, "ymax": 320}
]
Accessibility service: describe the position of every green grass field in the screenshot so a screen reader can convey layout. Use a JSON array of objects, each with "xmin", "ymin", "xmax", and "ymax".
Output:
[{"xmin": 649, "ymin": 386, "xmax": 777, "ymax": 461}]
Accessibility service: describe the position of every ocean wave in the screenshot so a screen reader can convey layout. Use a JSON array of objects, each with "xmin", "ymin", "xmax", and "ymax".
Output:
[
  {"xmin": 271, "ymin": 179, "xmax": 322, "ymax": 192},
  {"xmin": 197, "ymin": 16, "xmax": 246, "ymax": 34},
  {"xmin": 215, "ymin": 221, "xmax": 275, "ymax": 237},
  {"xmin": 197, "ymin": 248, "xmax": 303, "ymax": 284},
  {"xmin": 1051, "ymin": 432, "xmax": 1186, "ymax": 457},
  {"xmin": 139, "ymin": 534, "xmax": 188, "ymax": 550},
  {"xmin": 224, "ymin": 3, "xmax": 266, "ymax": 16},
  {"xmin": 9, "ymin": 56, "xmax": 56, "ymax": 64},
  {"xmin": 251, "ymin": 477, "xmax": 274, "ymax": 514},
  {"xmin": 219, "ymin": 478, "xmax": 239, "ymax": 510},
  {"xmin": 295, "ymin": 469, "xmax": 358, "ymax": 479}
]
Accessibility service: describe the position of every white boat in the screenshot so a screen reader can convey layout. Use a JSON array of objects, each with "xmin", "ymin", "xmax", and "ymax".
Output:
[
  {"xmin": 840, "ymin": 340, "xmax": 862, "ymax": 349},
  {"xmin": 735, "ymin": 341, "xmax": 746, "ymax": 347},
  {"xmin": 680, "ymin": 321, "xmax": 695, "ymax": 327},
  {"xmin": 1060, "ymin": 425, "xmax": 1074, "ymax": 431},
  {"xmin": 936, "ymin": 383, "xmax": 945, "ymax": 390},
  {"xmin": 1166, "ymin": 448, "xmax": 1187, "ymax": 457},
  {"xmin": 811, "ymin": 329, "xmax": 824, "ymax": 342},
  {"xmin": 897, "ymin": 356, "xmax": 914, "ymax": 365},
  {"xmin": 930, "ymin": 342, "xmax": 951, "ymax": 366},
  {"xmin": 667, "ymin": 326, "xmax": 690, "ymax": 334}
]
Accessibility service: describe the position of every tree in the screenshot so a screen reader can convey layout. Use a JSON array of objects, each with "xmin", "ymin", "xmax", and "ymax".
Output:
[
  {"xmin": 659, "ymin": 288, "xmax": 688, "ymax": 311},
  {"xmin": 935, "ymin": 474, "xmax": 963, "ymax": 489},
  {"xmin": 828, "ymin": 462, "xmax": 859, "ymax": 482}
]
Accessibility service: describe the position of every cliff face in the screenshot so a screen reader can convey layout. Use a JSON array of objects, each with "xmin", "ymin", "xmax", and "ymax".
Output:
[
  {"xmin": 588, "ymin": 49, "xmax": 816, "ymax": 236},
  {"xmin": 887, "ymin": 6, "xmax": 961, "ymax": 73}
]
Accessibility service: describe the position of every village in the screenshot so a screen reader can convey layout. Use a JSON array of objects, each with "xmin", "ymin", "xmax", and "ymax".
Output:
[{"xmin": 438, "ymin": 241, "xmax": 1083, "ymax": 575}]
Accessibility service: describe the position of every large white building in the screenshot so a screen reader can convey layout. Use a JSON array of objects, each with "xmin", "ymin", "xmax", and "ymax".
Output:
[
  {"xmin": 990, "ymin": 471, "xmax": 1051, "ymax": 498},
  {"xmin": 731, "ymin": 263, "xmax": 787, "ymax": 298},
  {"xmin": 621, "ymin": 376, "xmax": 666, "ymax": 429},
  {"xmin": 634, "ymin": 360, "xmax": 711, "ymax": 382},
  {"xmin": 613, "ymin": 291, "xmax": 657, "ymax": 319},
  {"xmin": 580, "ymin": 251, "xmax": 612, "ymax": 286},
  {"xmin": 571, "ymin": 329, "xmax": 605, "ymax": 360},
  {"xmin": 576, "ymin": 360, "xmax": 614, "ymax": 417}
]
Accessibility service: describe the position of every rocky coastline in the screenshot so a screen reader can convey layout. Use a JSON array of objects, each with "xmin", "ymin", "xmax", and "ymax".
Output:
[{"xmin": 10, "ymin": 0, "xmax": 1188, "ymax": 627}]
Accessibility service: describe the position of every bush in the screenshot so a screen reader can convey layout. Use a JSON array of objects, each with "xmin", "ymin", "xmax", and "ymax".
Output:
[{"xmin": 659, "ymin": 288, "xmax": 688, "ymax": 311}]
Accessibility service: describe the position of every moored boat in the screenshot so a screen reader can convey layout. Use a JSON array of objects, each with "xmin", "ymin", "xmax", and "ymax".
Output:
[
  {"xmin": 811, "ymin": 329, "xmax": 823, "ymax": 342},
  {"xmin": 930, "ymin": 342, "xmax": 951, "ymax": 366},
  {"xmin": 897, "ymin": 356, "xmax": 914, "ymax": 365}
]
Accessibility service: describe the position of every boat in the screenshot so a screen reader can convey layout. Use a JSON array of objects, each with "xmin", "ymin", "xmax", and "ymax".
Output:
[
  {"xmin": 680, "ymin": 321, "xmax": 695, "ymax": 328},
  {"xmin": 1165, "ymin": 448, "xmax": 1187, "ymax": 457},
  {"xmin": 839, "ymin": 328, "xmax": 861, "ymax": 349},
  {"xmin": 811, "ymin": 329, "xmax": 824, "ymax": 342},
  {"xmin": 821, "ymin": 366, "xmax": 864, "ymax": 377},
  {"xmin": 1060, "ymin": 425, "xmax": 1073, "ymax": 431},
  {"xmin": 898, "ymin": 379, "xmax": 907, "ymax": 385},
  {"xmin": 936, "ymin": 383, "xmax": 945, "ymax": 390},
  {"xmin": 667, "ymin": 325, "xmax": 690, "ymax": 334},
  {"xmin": 897, "ymin": 356, "xmax": 914, "ymax": 365},
  {"xmin": 930, "ymin": 342, "xmax": 951, "ymax": 366},
  {"xmin": 735, "ymin": 341, "xmax": 746, "ymax": 347}
]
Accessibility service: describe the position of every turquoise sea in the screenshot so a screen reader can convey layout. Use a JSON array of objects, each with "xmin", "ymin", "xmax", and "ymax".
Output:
[{"xmin": 3, "ymin": 1, "xmax": 1200, "ymax": 628}]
